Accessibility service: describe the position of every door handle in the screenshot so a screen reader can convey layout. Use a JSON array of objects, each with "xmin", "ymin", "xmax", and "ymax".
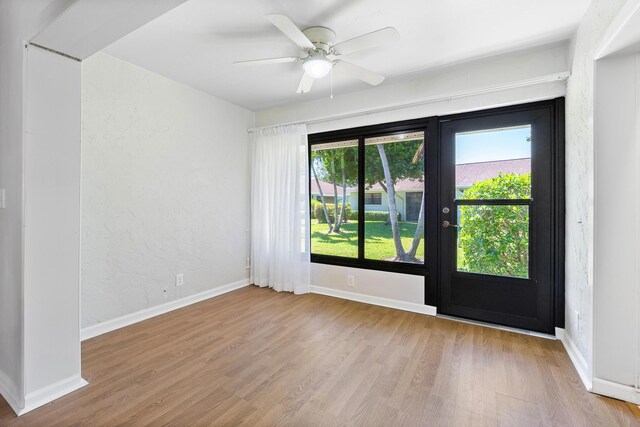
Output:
[{"xmin": 442, "ymin": 220, "xmax": 458, "ymax": 228}]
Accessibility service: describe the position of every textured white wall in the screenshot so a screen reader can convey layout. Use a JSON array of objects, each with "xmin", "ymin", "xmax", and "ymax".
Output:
[
  {"xmin": 81, "ymin": 53, "xmax": 254, "ymax": 328},
  {"xmin": 564, "ymin": 0, "xmax": 627, "ymax": 370}
]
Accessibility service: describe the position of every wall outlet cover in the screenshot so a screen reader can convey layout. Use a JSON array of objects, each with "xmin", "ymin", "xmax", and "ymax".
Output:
[
  {"xmin": 347, "ymin": 275, "xmax": 355, "ymax": 288},
  {"xmin": 176, "ymin": 273, "xmax": 184, "ymax": 287}
]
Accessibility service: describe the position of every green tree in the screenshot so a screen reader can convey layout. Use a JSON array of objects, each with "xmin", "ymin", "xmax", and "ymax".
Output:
[
  {"xmin": 458, "ymin": 173, "xmax": 531, "ymax": 278},
  {"xmin": 365, "ymin": 139, "xmax": 424, "ymax": 262},
  {"xmin": 312, "ymin": 146, "xmax": 358, "ymax": 233},
  {"xmin": 311, "ymin": 160, "xmax": 333, "ymax": 231}
]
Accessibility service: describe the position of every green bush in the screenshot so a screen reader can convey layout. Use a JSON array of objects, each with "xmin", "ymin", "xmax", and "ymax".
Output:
[
  {"xmin": 458, "ymin": 173, "xmax": 530, "ymax": 278},
  {"xmin": 310, "ymin": 200, "xmax": 320, "ymax": 219},
  {"xmin": 348, "ymin": 210, "xmax": 401, "ymax": 222},
  {"xmin": 315, "ymin": 203, "xmax": 352, "ymax": 224}
]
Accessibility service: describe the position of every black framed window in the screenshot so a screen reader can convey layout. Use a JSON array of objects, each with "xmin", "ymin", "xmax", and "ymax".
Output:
[
  {"xmin": 309, "ymin": 118, "xmax": 434, "ymax": 276},
  {"xmin": 310, "ymin": 139, "xmax": 359, "ymax": 259},
  {"xmin": 364, "ymin": 193, "xmax": 382, "ymax": 205}
]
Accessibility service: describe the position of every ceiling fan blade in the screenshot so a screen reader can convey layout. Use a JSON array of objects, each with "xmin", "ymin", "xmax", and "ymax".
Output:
[
  {"xmin": 296, "ymin": 73, "xmax": 314, "ymax": 94},
  {"xmin": 266, "ymin": 14, "xmax": 315, "ymax": 50},
  {"xmin": 335, "ymin": 60, "xmax": 385, "ymax": 86},
  {"xmin": 333, "ymin": 27, "xmax": 399, "ymax": 55},
  {"xmin": 234, "ymin": 56, "xmax": 299, "ymax": 66}
]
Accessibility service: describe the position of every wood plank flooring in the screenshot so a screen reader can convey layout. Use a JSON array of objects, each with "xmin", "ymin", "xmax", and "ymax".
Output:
[{"xmin": 1, "ymin": 285, "xmax": 638, "ymax": 426}]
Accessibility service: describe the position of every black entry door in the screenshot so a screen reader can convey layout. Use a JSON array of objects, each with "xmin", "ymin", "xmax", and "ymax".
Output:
[{"xmin": 438, "ymin": 106, "xmax": 555, "ymax": 333}]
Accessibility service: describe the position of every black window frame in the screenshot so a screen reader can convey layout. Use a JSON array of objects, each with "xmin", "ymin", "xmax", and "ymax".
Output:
[
  {"xmin": 308, "ymin": 99, "xmax": 564, "ymax": 327},
  {"xmin": 308, "ymin": 117, "xmax": 438, "ymax": 277}
]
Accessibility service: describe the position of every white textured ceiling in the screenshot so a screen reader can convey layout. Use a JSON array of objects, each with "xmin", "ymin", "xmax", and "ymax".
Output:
[{"xmin": 103, "ymin": 0, "xmax": 590, "ymax": 111}]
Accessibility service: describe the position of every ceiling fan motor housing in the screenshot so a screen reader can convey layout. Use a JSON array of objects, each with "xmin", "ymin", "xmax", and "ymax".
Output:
[{"xmin": 302, "ymin": 26, "xmax": 336, "ymax": 53}]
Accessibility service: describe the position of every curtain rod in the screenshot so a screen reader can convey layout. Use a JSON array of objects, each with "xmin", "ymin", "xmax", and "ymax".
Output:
[{"xmin": 247, "ymin": 72, "xmax": 570, "ymax": 133}]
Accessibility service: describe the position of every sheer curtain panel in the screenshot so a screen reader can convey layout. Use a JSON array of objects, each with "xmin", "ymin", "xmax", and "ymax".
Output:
[{"xmin": 250, "ymin": 124, "xmax": 310, "ymax": 294}]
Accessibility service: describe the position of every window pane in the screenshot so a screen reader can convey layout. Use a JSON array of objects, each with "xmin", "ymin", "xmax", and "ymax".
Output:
[
  {"xmin": 310, "ymin": 140, "xmax": 358, "ymax": 258},
  {"xmin": 457, "ymin": 205, "xmax": 529, "ymax": 278},
  {"xmin": 365, "ymin": 193, "xmax": 382, "ymax": 205},
  {"xmin": 363, "ymin": 132, "xmax": 425, "ymax": 264},
  {"xmin": 456, "ymin": 126, "xmax": 531, "ymax": 199}
]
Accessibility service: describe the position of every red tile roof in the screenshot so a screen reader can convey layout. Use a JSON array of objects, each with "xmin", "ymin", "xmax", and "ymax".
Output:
[
  {"xmin": 311, "ymin": 158, "xmax": 531, "ymax": 195},
  {"xmin": 362, "ymin": 179, "xmax": 423, "ymax": 192},
  {"xmin": 310, "ymin": 180, "xmax": 351, "ymax": 197},
  {"xmin": 456, "ymin": 158, "xmax": 530, "ymax": 187}
]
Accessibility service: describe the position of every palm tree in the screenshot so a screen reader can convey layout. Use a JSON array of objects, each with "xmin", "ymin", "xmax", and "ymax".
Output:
[
  {"xmin": 406, "ymin": 142, "xmax": 425, "ymax": 259},
  {"xmin": 374, "ymin": 141, "xmax": 424, "ymax": 262},
  {"xmin": 311, "ymin": 160, "xmax": 333, "ymax": 232}
]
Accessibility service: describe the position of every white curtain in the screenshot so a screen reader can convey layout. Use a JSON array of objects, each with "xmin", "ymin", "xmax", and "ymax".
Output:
[{"xmin": 250, "ymin": 124, "xmax": 310, "ymax": 294}]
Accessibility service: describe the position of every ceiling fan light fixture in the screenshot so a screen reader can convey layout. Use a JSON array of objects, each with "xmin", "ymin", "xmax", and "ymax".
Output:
[{"xmin": 303, "ymin": 56, "xmax": 333, "ymax": 79}]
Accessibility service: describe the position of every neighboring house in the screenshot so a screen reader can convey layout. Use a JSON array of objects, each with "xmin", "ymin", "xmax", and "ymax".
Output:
[
  {"xmin": 312, "ymin": 158, "xmax": 531, "ymax": 221},
  {"xmin": 456, "ymin": 158, "xmax": 531, "ymax": 198},
  {"xmin": 310, "ymin": 180, "xmax": 350, "ymax": 204},
  {"xmin": 347, "ymin": 179, "xmax": 423, "ymax": 221}
]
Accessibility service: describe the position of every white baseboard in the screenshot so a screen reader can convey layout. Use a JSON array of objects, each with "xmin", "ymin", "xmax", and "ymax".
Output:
[
  {"xmin": 19, "ymin": 375, "xmax": 88, "ymax": 416},
  {"xmin": 81, "ymin": 279, "xmax": 250, "ymax": 341},
  {"xmin": 0, "ymin": 368, "xmax": 22, "ymax": 416},
  {"xmin": 592, "ymin": 377, "xmax": 640, "ymax": 405},
  {"xmin": 310, "ymin": 285, "xmax": 437, "ymax": 316},
  {"xmin": 556, "ymin": 328, "xmax": 592, "ymax": 390}
]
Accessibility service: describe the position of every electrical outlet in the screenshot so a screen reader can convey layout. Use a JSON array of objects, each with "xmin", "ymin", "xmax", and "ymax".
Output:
[
  {"xmin": 246, "ymin": 257, "xmax": 251, "ymax": 269},
  {"xmin": 0, "ymin": 189, "xmax": 5, "ymax": 209},
  {"xmin": 176, "ymin": 273, "xmax": 184, "ymax": 287},
  {"xmin": 347, "ymin": 275, "xmax": 355, "ymax": 288}
]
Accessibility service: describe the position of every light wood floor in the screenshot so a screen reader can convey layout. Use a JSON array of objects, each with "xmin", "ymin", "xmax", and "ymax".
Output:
[{"xmin": 1, "ymin": 286, "xmax": 639, "ymax": 426}]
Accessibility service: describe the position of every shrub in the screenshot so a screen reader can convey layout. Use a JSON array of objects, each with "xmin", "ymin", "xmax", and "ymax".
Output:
[
  {"xmin": 310, "ymin": 199, "xmax": 320, "ymax": 219},
  {"xmin": 458, "ymin": 173, "xmax": 530, "ymax": 278},
  {"xmin": 315, "ymin": 203, "xmax": 352, "ymax": 224},
  {"xmin": 349, "ymin": 210, "xmax": 401, "ymax": 222}
]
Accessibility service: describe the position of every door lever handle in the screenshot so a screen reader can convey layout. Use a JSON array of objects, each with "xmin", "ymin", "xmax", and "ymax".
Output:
[{"xmin": 442, "ymin": 220, "xmax": 458, "ymax": 228}]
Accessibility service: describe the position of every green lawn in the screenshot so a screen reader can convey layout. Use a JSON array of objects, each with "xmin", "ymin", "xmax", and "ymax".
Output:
[{"xmin": 311, "ymin": 220, "xmax": 424, "ymax": 261}]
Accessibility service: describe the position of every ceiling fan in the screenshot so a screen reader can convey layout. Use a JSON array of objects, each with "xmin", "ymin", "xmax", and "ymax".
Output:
[{"xmin": 234, "ymin": 14, "xmax": 399, "ymax": 94}]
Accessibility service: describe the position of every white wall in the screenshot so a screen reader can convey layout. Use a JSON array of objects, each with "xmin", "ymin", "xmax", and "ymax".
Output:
[
  {"xmin": 23, "ymin": 45, "xmax": 84, "ymax": 404},
  {"xmin": 311, "ymin": 263, "xmax": 424, "ymax": 305},
  {"xmin": 257, "ymin": 43, "xmax": 569, "ymax": 307},
  {"xmin": 81, "ymin": 53, "xmax": 254, "ymax": 328},
  {"xmin": 593, "ymin": 53, "xmax": 638, "ymax": 389},
  {"xmin": 0, "ymin": 2, "xmax": 27, "ymax": 410},
  {"xmin": 256, "ymin": 42, "xmax": 569, "ymax": 134},
  {"xmin": 1, "ymin": 0, "xmax": 215, "ymax": 415},
  {"xmin": 0, "ymin": 0, "xmax": 77, "ymax": 412},
  {"xmin": 588, "ymin": 0, "xmax": 640, "ymax": 403},
  {"xmin": 564, "ymin": 0, "xmax": 627, "ymax": 378}
]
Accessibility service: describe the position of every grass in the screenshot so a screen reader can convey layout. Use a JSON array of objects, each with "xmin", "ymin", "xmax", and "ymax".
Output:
[{"xmin": 311, "ymin": 220, "xmax": 424, "ymax": 261}]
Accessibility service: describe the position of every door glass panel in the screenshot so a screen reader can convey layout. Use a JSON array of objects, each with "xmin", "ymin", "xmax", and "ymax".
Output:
[
  {"xmin": 310, "ymin": 140, "xmax": 358, "ymax": 258},
  {"xmin": 363, "ymin": 131, "xmax": 425, "ymax": 263},
  {"xmin": 457, "ymin": 205, "xmax": 529, "ymax": 278},
  {"xmin": 456, "ymin": 126, "xmax": 531, "ymax": 199}
]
